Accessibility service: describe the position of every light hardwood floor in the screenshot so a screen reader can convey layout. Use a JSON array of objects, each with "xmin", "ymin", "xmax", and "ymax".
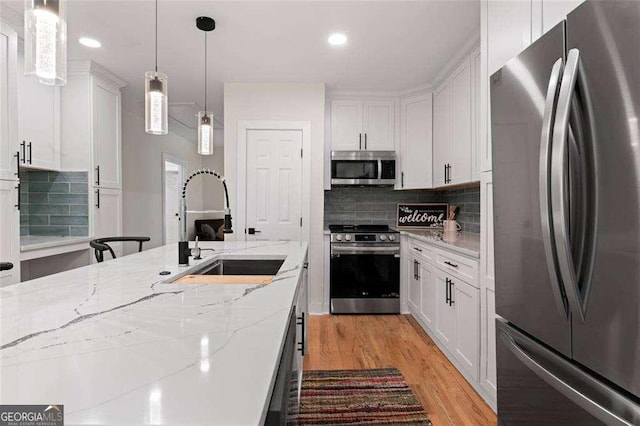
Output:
[{"xmin": 304, "ymin": 314, "xmax": 497, "ymax": 426}]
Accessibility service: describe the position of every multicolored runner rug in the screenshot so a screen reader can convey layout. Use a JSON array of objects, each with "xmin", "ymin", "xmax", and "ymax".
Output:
[{"xmin": 288, "ymin": 368, "xmax": 431, "ymax": 425}]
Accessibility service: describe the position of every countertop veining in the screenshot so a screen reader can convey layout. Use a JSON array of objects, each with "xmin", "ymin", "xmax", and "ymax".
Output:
[{"xmin": 1, "ymin": 240, "xmax": 308, "ymax": 425}]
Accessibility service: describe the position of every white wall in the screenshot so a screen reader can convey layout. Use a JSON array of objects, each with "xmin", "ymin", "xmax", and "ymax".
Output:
[
  {"xmin": 223, "ymin": 83, "xmax": 325, "ymax": 313},
  {"xmin": 121, "ymin": 110, "xmax": 224, "ymax": 254}
]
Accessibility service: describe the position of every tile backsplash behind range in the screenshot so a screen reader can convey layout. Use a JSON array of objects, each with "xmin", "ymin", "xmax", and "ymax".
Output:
[
  {"xmin": 20, "ymin": 171, "xmax": 89, "ymax": 237},
  {"xmin": 324, "ymin": 184, "xmax": 480, "ymax": 233}
]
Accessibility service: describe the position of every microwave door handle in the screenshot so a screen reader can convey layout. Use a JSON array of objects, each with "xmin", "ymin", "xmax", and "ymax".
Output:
[{"xmin": 378, "ymin": 159, "xmax": 382, "ymax": 180}]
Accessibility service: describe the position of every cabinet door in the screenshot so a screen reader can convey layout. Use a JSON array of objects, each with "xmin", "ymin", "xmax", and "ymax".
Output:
[
  {"xmin": 293, "ymin": 265, "xmax": 308, "ymax": 413},
  {"xmin": 449, "ymin": 60, "xmax": 472, "ymax": 185},
  {"xmin": 432, "ymin": 84, "xmax": 450, "ymax": 186},
  {"xmin": 93, "ymin": 188, "xmax": 123, "ymax": 259},
  {"xmin": 434, "ymin": 268, "xmax": 454, "ymax": 349},
  {"xmin": 542, "ymin": 0, "xmax": 583, "ymax": 33},
  {"xmin": 400, "ymin": 94, "xmax": 432, "ymax": 189},
  {"xmin": 16, "ymin": 54, "xmax": 60, "ymax": 170},
  {"xmin": 363, "ymin": 100, "xmax": 395, "ymax": 151},
  {"xmin": 0, "ymin": 180, "xmax": 20, "ymax": 286},
  {"xmin": 0, "ymin": 24, "xmax": 18, "ymax": 181},
  {"xmin": 92, "ymin": 78, "xmax": 122, "ymax": 189},
  {"xmin": 471, "ymin": 47, "xmax": 481, "ymax": 181},
  {"xmin": 330, "ymin": 100, "xmax": 363, "ymax": 151},
  {"xmin": 419, "ymin": 261, "xmax": 436, "ymax": 331},
  {"xmin": 487, "ymin": 0, "xmax": 533, "ymax": 76},
  {"xmin": 451, "ymin": 277, "xmax": 480, "ymax": 381},
  {"xmin": 407, "ymin": 257, "xmax": 420, "ymax": 312}
]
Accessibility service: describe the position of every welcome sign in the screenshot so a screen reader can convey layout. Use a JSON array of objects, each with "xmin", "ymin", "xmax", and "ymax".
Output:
[{"xmin": 397, "ymin": 203, "xmax": 449, "ymax": 229}]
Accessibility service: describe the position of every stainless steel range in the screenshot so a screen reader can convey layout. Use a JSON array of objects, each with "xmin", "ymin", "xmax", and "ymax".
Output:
[{"xmin": 329, "ymin": 224, "xmax": 400, "ymax": 314}]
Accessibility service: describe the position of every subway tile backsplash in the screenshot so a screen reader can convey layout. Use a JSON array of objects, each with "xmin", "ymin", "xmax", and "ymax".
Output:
[
  {"xmin": 324, "ymin": 184, "xmax": 480, "ymax": 233},
  {"xmin": 20, "ymin": 171, "xmax": 89, "ymax": 237}
]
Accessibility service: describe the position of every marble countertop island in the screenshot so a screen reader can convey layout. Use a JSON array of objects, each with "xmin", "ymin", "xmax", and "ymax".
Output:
[{"xmin": 0, "ymin": 241, "xmax": 308, "ymax": 425}]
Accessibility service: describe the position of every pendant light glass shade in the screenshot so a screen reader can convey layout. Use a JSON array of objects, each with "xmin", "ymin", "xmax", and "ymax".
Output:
[
  {"xmin": 24, "ymin": 0, "xmax": 67, "ymax": 85},
  {"xmin": 145, "ymin": 71, "xmax": 168, "ymax": 135},
  {"xmin": 197, "ymin": 111, "xmax": 214, "ymax": 155}
]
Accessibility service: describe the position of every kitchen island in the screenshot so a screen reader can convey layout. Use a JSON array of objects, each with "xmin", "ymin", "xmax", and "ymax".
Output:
[{"xmin": 0, "ymin": 240, "xmax": 308, "ymax": 425}]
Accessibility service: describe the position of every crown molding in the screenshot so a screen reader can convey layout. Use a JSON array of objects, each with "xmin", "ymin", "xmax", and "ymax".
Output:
[
  {"xmin": 328, "ymin": 31, "xmax": 480, "ymax": 100},
  {"xmin": 68, "ymin": 60, "xmax": 127, "ymax": 89}
]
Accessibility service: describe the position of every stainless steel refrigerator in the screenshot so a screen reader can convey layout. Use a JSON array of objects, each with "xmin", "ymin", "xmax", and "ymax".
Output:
[{"xmin": 491, "ymin": 1, "xmax": 640, "ymax": 424}]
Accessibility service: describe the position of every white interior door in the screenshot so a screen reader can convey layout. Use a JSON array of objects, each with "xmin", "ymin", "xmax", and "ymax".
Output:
[
  {"xmin": 246, "ymin": 129, "xmax": 302, "ymax": 241},
  {"xmin": 163, "ymin": 156, "xmax": 184, "ymax": 245}
]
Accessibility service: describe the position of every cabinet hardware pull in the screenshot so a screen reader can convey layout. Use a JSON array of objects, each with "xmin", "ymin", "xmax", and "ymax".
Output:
[
  {"xmin": 414, "ymin": 247, "xmax": 422, "ymax": 252},
  {"xmin": 401, "ymin": 171, "xmax": 404, "ymax": 188},
  {"xmin": 20, "ymin": 141, "xmax": 26, "ymax": 164},
  {"xmin": 27, "ymin": 142, "xmax": 32, "ymax": 164},
  {"xmin": 413, "ymin": 260, "xmax": 418, "ymax": 280},
  {"xmin": 14, "ymin": 151, "xmax": 20, "ymax": 176},
  {"xmin": 449, "ymin": 281, "xmax": 455, "ymax": 306},
  {"xmin": 95, "ymin": 166, "xmax": 100, "ymax": 186},
  {"xmin": 444, "ymin": 261, "xmax": 458, "ymax": 268},
  {"xmin": 14, "ymin": 183, "xmax": 20, "ymax": 210},
  {"xmin": 364, "ymin": 133, "xmax": 367, "ymax": 150},
  {"xmin": 297, "ymin": 313, "xmax": 306, "ymax": 355},
  {"xmin": 95, "ymin": 189, "xmax": 100, "ymax": 208},
  {"xmin": 416, "ymin": 261, "xmax": 420, "ymax": 279},
  {"xmin": 359, "ymin": 133, "xmax": 362, "ymax": 150},
  {"xmin": 445, "ymin": 278, "xmax": 450, "ymax": 304}
]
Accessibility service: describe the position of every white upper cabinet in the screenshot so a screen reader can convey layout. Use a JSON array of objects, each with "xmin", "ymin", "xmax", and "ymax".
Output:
[
  {"xmin": 16, "ymin": 54, "xmax": 60, "ymax": 171},
  {"xmin": 92, "ymin": 77, "xmax": 122, "ymax": 189},
  {"xmin": 0, "ymin": 23, "xmax": 17, "ymax": 181},
  {"xmin": 330, "ymin": 100, "xmax": 363, "ymax": 151},
  {"xmin": 541, "ymin": 0, "xmax": 584, "ymax": 32},
  {"xmin": 362, "ymin": 100, "xmax": 395, "ymax": 151},
  {"xmin": 449, "ymin": 60, "xmax": 473, "ymax": 184},
  {"xmin": 330, "ymin": 99, "xmax": 395, "ymax": 151},
  {"xmin": 432, "ymin": 47, "xmax": 480, "ymax": 187},
  {"xmin": 399, "ymin": 93, "xmax": 432, "ymax": 189},
  {"xmin": 471, "ymin": 48, "xmax": 481, "ymax": 181},
  {"xmin": 487, "ymin": 0, "xmax": 533, "ymax": 76}
]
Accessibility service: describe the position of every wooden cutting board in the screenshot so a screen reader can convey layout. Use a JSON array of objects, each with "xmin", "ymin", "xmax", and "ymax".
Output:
[{"xmin": 174, "ymin": 275, "xmax": 273, "ymax": 285}]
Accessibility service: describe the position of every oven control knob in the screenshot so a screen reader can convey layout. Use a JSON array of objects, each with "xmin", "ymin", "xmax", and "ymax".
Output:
[
  {"xmin": 388, "ymin": 234, "xmax": 396, "ymax": 241},
  {"xmin": 335, "ymin": 234, "xmax": 343, "ymax": 241},
  {"xmin": 345, "ymin": 234, "xmax": 352, "ymax": 241},
  {"xmin": 379, "ymin": 234, "xmax": 387, "ymax": 241}
]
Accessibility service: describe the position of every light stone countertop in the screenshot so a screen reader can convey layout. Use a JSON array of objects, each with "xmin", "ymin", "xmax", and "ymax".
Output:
[
  {"xmin": 20, "ymin": 235, "xmax": 94, "ymax": 252},
  {"xmin": 1, "ymin": 240, "xmax": 308, "ymax": 425},
  {"xmin": 396, "ymin": 229, "xmax": 480, "ymax": 258}
]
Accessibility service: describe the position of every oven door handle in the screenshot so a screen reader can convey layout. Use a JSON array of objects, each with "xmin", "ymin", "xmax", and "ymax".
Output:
[{"xmin": 331, "ymin": 246, "xmax": 400, "ymax": 256}]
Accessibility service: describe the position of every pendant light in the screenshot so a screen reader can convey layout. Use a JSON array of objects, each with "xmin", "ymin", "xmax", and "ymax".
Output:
[
  {"xmin": 145, "ymin": 0, "xmax": 168, "ymax": 135},
  {"xmin": 196, "ymin": 16, "xmax": 215, "ymax": 156},
  {"xmin": 24, "ymin": 0, "xmax": 67, "ymax": 85}
]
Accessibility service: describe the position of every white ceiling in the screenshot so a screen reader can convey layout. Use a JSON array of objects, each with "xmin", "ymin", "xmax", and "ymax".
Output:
[{"xmin": 2, "ymin": 0, "xmax": 480, "ymax": 131}]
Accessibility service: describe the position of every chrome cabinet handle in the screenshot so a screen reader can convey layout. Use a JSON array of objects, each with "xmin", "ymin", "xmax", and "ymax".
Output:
[{"xmin": 538, "ymin": 58, "xmax": 569, "ymax": 320}]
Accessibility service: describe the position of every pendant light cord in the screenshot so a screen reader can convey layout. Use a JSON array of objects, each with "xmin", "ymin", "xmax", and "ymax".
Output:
[
  {"xmin": 155, "ymin": 0, "xmax": 158, "ymax": 72},
  {"xmin": 204, "ymin": 31, "xmax": 207, "ymax": 113}
]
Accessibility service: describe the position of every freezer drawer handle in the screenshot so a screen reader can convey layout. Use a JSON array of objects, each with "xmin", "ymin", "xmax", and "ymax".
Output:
[
  {"xmin": 444, "ymin": 261, "xmax": 458, "ymax": 268},
  {"xmin": 498, "ymin": 321, "xmax": 640, "ymax": 426}
]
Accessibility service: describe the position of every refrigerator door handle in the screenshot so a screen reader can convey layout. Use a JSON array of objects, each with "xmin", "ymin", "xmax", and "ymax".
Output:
[
  {"xmin": 539, "ymin": 57, "xmax": 569, "ymax": 319},
  {"xmin": 498, "ymin": 320, "xmax": 640, "ymax": 426},
  {"xmin": 551, "ymin": 48, "xmax": 598, "ymax": 322}
]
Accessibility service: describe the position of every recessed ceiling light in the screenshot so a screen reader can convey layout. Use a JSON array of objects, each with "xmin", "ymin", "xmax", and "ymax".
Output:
[
  {"xmin": 79, "ymin": 37, "xmax": 102, "ymax": 48},
  {"xmin": 328, "ymin": 33, "xmax": 347, "ymax": 46}
]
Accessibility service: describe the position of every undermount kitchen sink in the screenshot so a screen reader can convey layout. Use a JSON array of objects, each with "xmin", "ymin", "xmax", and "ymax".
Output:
[{"xmin": 172, "ymin": 258, "xmax": 286, "ymax": 285}]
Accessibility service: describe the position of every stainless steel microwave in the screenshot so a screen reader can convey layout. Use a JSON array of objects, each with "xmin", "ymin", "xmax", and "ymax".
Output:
[{"xmin": 331, "ymin": 151, "xmax": 396, "ymax": 186}]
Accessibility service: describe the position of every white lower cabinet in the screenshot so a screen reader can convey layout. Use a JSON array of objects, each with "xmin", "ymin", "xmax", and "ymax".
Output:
[
  {"xmin": 92, "ymin": 187, "xmax": 123, "ymax": 260},
  {"xmin": 0, "ymin": 180, "xmax": 20, "ymax": 286},
  {"xmin": 403, "ymin": 236, "xmax": 490, "ymax": 408}
]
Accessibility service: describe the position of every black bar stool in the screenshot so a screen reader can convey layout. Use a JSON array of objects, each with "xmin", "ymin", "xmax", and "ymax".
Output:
[{"xmin": 90, "ymin": 237, "xmax": 151, "ymax": 263}]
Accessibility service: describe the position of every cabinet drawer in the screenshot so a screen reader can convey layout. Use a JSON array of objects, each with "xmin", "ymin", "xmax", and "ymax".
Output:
[
  {"xmin": 407, "ymin": 238, "xmax": 434, "ymax": 261},
  {"xmin": 435, "ymin": 249, "xmax": 478, "ymax": 287}
]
